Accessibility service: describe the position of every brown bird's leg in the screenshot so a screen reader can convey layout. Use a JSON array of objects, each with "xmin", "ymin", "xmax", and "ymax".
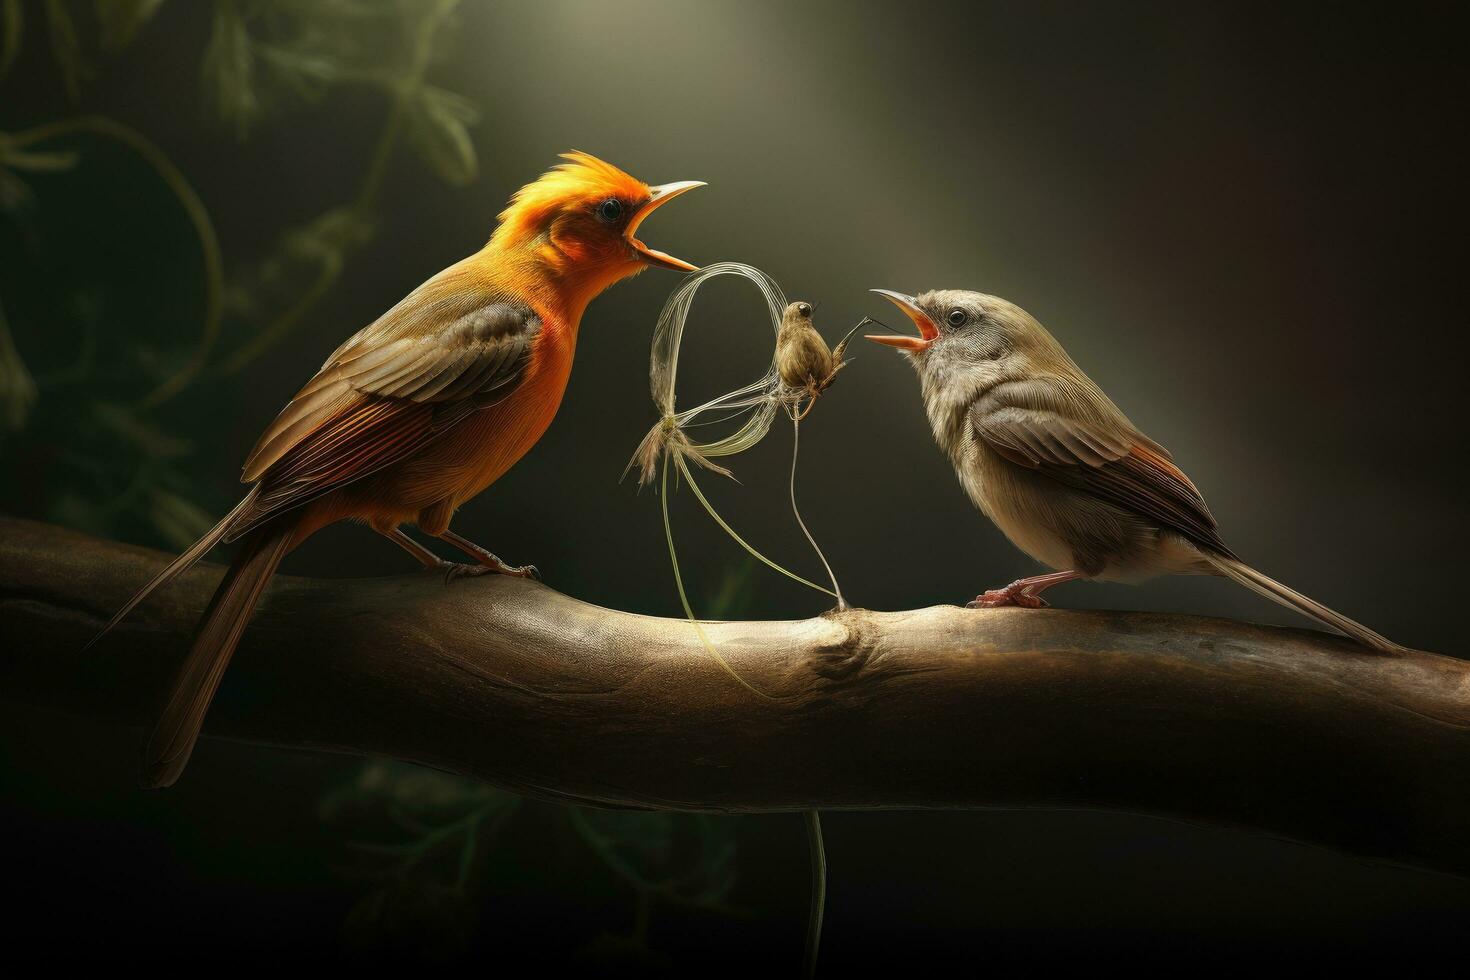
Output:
[
  {"xmin": 437, "ymin": 528, "xmax": 540, "ymax": 580},
  {"xmin": 792, "ymin": 376, "xmax": 825, "ymax": 420},
  {"xmin": 818, "ymin": 360, "xmax": 846, "ymax": 392},
  {"xmin": 968, "ymin": 570, "xmax": 1083, "ymax": 609}
]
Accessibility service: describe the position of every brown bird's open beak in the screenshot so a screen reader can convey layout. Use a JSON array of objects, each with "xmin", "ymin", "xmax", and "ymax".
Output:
[
  {"xmin": 627, "ymin": 181, "xmax": 705, "ymax": 271},
  {"xmin": 866, "ymin": 289, "xmax": 939, "ymax": 352}
]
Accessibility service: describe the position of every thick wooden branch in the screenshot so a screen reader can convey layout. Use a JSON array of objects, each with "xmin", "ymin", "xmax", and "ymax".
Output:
[{"xmin": 2, "ymin": 515, "xmax": 1468, "ymax": 874}]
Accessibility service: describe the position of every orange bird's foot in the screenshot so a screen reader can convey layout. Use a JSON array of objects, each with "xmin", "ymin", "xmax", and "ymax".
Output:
[
  {"xmin": 435, "ymin": 529, "xmax": 540, "ymax": 581},
  {"xmin": 434, "ymin": 559, "xmax": 540, "ymax": 584},
  {"xmin": 438, "ymin": 560, "xmax": 494, "ymax": 584},
  {"xmin": 489, "ymin": 560, "xmax": 540, "ymax": 581},
  {"xmin": 377, "ymin": 527, "xmax": 541, "ymax": 582}
]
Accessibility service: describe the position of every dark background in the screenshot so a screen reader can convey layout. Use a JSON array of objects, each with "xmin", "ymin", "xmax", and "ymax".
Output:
[{"xmin": 3, "ymin": 0, "xmax": 1467, "ymax": 971}]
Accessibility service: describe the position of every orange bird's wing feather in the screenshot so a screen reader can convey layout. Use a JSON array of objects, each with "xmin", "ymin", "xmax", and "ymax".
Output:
[
  {"xmin": 971, "ymin": 378, "xmax": 1234, "ymax": 557},
  {"xmin": 227, "ymin": 260, "xmax": 540, "ymax": 539}
]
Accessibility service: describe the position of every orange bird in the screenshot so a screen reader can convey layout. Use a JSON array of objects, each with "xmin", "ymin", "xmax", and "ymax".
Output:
[{"xmin": 97, "ymin": 152, "xmax": 704, "ymax": 787}]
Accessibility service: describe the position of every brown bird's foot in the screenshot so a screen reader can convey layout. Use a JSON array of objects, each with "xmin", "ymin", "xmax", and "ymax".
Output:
[
  {"xmin": 968, "ymin": 587, "xmax": 1049, "ymax": 609},
  {"xmin": 965, "ymin": 570, "xmax": 1083, "ymax": 609}
]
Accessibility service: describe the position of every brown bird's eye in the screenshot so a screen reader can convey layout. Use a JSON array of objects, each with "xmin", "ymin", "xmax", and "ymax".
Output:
[
  {"xmin": 947, "ymin": 308, "xmax": 967, "ymax": 327},
  {"xmin": 797, "ymin": 303, "xmax": 812, "ymax": 316},
  {"xmin": 596, "ymin": 199, "xmax": 623, "ymax": 223}
]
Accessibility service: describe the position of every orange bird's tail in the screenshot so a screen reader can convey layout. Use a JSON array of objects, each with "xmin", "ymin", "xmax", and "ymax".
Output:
[
  {"xmin": 142, "ymin": 516, "xmax": 294, "ymax": 788},
  {"xmin": 88, "ymin": 488, "xmax": 261, "ymax": 646}
]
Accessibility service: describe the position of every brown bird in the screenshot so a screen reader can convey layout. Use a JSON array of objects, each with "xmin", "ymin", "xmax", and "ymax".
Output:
[
  {"xmin": 95, "ymin": 152, "xmax": 704, "ymax": 786},
  {"xmin": 867, "ymin": 288, "xmax": 1403, "ymax": 654}
]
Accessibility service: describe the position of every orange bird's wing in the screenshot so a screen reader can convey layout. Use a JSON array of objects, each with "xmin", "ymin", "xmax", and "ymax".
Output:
[
  {"xmin": 226, "ymin": 260, "xmax": 540, "ymax": 539},
  {"xmin": 971, "ymin": 377, "xmax": 1235, "ymax": 557}
]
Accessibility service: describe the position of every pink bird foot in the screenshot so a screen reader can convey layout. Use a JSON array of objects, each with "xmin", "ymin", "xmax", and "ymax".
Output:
[
  {"xmin": 967, "ymin": 587, "xmax": 1049, "ymax": 609},
  {"xmin": 965, "ymin": 571, "xmax": 1082, "ymax": 609}
]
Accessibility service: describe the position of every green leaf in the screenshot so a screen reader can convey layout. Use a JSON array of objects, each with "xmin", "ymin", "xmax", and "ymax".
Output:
[
  {"xmin": 405, "ymin": 85, "xmax": 478, "ymax": 186},
  {"xmin": 283, "ymin": 205, "xmax": 375, "ymax": 263},
  {"xmin": 687, "ymin": 815, "xmax": 741, "ymax": 903},
  {"xmin": 0, "ymin": 141, "xmax": 80, "ymax": 173},
  {"xmin": 0, "ymin": 297, "xmax": 38, "ymax": 431},
  {"xmin": 45, "ymin": 0, "xmax": 91, "ymax": 100},
  {"xmin": 320, "ymin": 760, "xmax": 513, "ymax": 824},
  {"xmin": 95, "ymin": 0, "xmax": 165, "ymax": 51},
  {"xmin": 584, "ymin": 809, "xmax": 676, "ymax": 869},
  {"xmin": 0, "ymin": 165, "xmax": 33, "ymax": 213},
  {"xmin": 339, "ymin": 882, "xmax": 477, "ymax": 959},
  {"xmin": 51, "ymin": 491, "xmax": 111, "ymax": 537},
  {"xmin": 1, "ymin": 0, "xmax": 22, "ymax": 84},
  {"xmin": 201, "ymin": 0, "xmax": 257, "ymax": 138},
  {"xmin": 225, "ymin": 206, "xmax": 374, "ymax": 321},
  {"xmin": 704, "ymin": 561, "xmax": 758, "ymax": 619},
  {"xmin": 91, "ymin": 401, "xmax": 190, "ymax": 458},
  {"xmin": 255, "ymin": 40, "xmax": 349, "ymax": 100},
  {"xmin": 146, "ymin": 486, "xmax": 213, "ymax": 549}
]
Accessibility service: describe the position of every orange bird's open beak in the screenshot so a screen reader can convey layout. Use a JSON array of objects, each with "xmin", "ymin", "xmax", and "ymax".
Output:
[
  {"xmin": 866, "ymin": 289, "xmax": 939, "ymax": 352},
  {"xmin": 627, "ymin": 181, "xmax": 705, "ymax": 271}
]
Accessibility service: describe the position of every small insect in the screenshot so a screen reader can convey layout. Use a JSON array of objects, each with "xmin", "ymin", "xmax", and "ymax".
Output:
[{"xmin": 775, "ymin": 301, "xmax": 862, "ymax": 420}]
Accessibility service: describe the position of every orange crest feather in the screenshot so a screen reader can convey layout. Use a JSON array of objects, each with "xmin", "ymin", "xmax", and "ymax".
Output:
[{"xmin": 494, "ymin": 151, "xmax": 649, "ymax": 246}]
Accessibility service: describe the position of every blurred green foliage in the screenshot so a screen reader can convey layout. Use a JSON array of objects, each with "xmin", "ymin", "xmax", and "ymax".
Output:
[
  {"xmin": 0, "ymin": 0, "xmax": 476, "ymax": 547},
  {"xmin": 317, "ymin": 563, "xmax": 759, "ymax": 961},
  {"xmin": 0, "ymin": 6, "xmax": 760, "ymax": 958}
]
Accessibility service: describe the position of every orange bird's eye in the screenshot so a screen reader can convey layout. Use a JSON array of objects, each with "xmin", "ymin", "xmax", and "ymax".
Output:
[{"xmin": 596, "ymin": 199, "xmax": 624, "ymax": 223}]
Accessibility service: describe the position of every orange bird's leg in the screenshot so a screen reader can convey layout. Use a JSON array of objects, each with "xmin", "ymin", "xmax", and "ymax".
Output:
[
  {"xmin": 377, "ymin": 527, "xmax": 444, "ymax": 570},
  {"xmin": 436, "ymin": 528, "xmax": 540, "ymax": 580},
  {"xmin": 375, "ymin": 526, "xmax": 510, "ymax": 583}
]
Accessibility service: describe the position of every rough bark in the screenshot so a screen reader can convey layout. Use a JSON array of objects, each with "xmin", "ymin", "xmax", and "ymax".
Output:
[{"xmin": 2, "ymin": 515, "xmax": 1467, "ymax": 874}]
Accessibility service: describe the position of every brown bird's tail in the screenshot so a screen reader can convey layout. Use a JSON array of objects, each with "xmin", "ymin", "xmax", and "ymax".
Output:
[
  {"xmin": 1207, "ymin": 554, "xmax": 1404, "ymax": 655},
  {"xmin": 142, "ymin": 517, "xmax": 293, "ymax": 788}
]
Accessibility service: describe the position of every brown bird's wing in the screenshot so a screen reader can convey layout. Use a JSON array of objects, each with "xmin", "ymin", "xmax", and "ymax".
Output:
[
  {"xmin": 971, "ymin": 377, "xmax": 1235, "ymax": 557},
  {"xmin": 227, "ymin": 263, "xmax": 540, "ymax": 539}
]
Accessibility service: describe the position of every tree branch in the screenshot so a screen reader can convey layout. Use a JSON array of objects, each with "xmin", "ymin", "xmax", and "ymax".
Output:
[{"xmin": 2, "ymin": 515, "xmax": 1467, "ymax": 874}]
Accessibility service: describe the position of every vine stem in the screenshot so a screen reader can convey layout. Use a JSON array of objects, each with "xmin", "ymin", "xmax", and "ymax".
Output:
[
  {"xmin": 214, "ymin": 248, "xmax": 340, "ymax": 377},
  {"xmin": 789, "ymin": 412, "xmax": 832, "ymax": 977},
  {"xmin": 563, "ymin": 807, "xmax": 751, "ymax": 920},
  {"xmin": 353, "ymin": 0, "xmax": 462, "ymax": 211},
  {"xmin": 5, "ymin": 115, "xmax": 223, "ymax": 409},
  {"xmin": 660, "ymin": 456, "xmax": 775, "ymax": 700},
  {"xmin": 217, "ymin": 0, "xmax": 461, "ymax": 376},
  {"xmin": 803, "ymin": 809, "xmax": 827, "ymax": 979},
  {"xmin": 789, "ymin": 415, "xmax": 846, "ymax": 609},
  {"xmin": 674, "ymin": 451, "xmax": 836, "ymax": 599}
]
